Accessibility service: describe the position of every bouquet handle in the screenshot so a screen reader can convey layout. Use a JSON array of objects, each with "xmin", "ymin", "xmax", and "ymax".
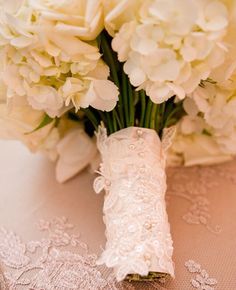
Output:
[{"xmin": 94, "ymin": 126, "xmax": 175, "ymax": 282}]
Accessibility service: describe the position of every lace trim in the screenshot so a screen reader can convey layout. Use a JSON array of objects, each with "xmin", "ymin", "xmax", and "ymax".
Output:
[{"xmin": 185, "ymin": 260, "xmax": 217, "ymax": 290}]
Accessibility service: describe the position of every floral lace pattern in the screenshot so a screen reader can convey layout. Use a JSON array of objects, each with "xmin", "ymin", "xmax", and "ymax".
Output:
[
  {"xmin": 185, "ymin": 260, "xmax": 217, "ymax": 290},
  {"xmin": 0, "ymin": 145, "xmax": 235, "ymax": 289},
  {"xmin": 0, "ymin": 217, "xmax": 130, "ymax": 290},
  {"xmin": 166, "ymin": 165, "xmax": 225, "ymax": 234},
  {"xmin": 0, "ymin": 219, "xmax": 221, "ymax": 290},
  {"xmin": 94, "ymin": 127, "xmax": 175, "ymax": 281},
  {"xmin": 0, "ymin": 217, "xmax": 171, "ymax": 290},
  {"xmin": 0, "ymin": 273, "xmax": 7, "ymax": 290}
]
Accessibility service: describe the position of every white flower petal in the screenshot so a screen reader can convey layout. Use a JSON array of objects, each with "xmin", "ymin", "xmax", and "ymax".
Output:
[
  {"xmin": 10, "ymin": 36, "xmax": 33, "ymax": 48},
  {"xmin": 147, "ymin": 83, "xmax": 173, "ymax": 104},
  {"xmin": 56, "ymin": 128, "xmax": 97, "ymax": 183},
  {"xmin": 90, "ymin": 79, "xmax": 119, "ymax": 111},
  {"xmin": 27, "ymin": 85, "xmax": 64, "ymax": 117}
]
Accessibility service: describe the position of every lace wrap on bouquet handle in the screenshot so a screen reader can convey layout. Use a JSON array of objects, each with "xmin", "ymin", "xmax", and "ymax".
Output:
[{"xmin": 94, "ymin": 126, "xmax": 175, "ymax": 282}]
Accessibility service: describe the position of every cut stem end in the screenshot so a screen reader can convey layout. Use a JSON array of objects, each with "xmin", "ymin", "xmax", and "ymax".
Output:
[{"xmin": 125, "ymin": 272, "xmax": 171, "ymax": 282}]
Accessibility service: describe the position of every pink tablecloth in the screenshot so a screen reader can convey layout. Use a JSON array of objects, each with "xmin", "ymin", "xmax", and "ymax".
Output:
[{"xmin": 0, "ymin": 140, "xmax": 235, "ymax": 289}]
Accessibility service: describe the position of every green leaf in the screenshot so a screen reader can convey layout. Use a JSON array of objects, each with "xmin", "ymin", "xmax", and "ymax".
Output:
[{"xmin": 25, "ymin": 114, "xmax": 54, "ymax": 135}]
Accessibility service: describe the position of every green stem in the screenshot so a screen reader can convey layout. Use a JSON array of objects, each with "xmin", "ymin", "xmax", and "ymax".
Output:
[
  {"xmin": 101, "ymin": 34, "xmax": 120, "ymax": 87},
  {"xmin": 164, "ymin": 111, "xmax": 175, "ymax": 128},
  {"xmin": 150, "ymin": 104, "xmax": 158, "ymax": 130},
  {"xmin": 101, "ymin": 33, "xmax": 124, "ymax": 129},
  {"xmin": 160, "ymin": 103, "xmax": 166, "ymax": 130},
  {"xmin": 164, "ymin": 106, "xmax": 182, "ymax": 128},
  {"xmin": 117, "ymin": 101, "xmax": 124, "ymax": 128},
  {"xmin": 132, "ymin": 90, "xmax": 139, "ymax": 126},
  {"xmin": 98, "ymin": 111, "xmax": 107, "ymax": 127},
  {"xmin": 140, "ymin": 90, "xmax": 146, "ymax": 127},
  {"xmin": 122, "ymin": 71, "xmax": 129, "ymax": 127},
  {"xmin": 155, "ymin": 105, "xmax": 161, "ymax": 133},
  {"xmin": 82, "ymin": 108, "xmax": 99, "ymax": 130},
  {"xmin": 112, "ymin": 110, "xmax": 117, "ymax": 131},
  {"xmin": 114, "ymin": 110, "xmax": 122, "ymax": 129},
  {"xmin": 128, "ymin": 82, "xmax": 134, "ymax": 126},
  {"xmin": 105, "ymin": 112, "xmax": 113, "ymax": 134},
  {"xmin": 144, "ymin": 99, "xmax": 153, "ymax": 128}
]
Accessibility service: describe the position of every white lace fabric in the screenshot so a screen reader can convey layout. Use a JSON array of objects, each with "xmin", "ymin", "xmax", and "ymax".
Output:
[
  {"xmin": 0, "ymin": 140, "xmax": 236, "ymax": 289},
  {"xmin": 0, "ymin": 217, "xmax": 134, "ymax": 290},
  {"xmin": 94, "ymin": 127, "xmax": 175, "ymax": 281}
]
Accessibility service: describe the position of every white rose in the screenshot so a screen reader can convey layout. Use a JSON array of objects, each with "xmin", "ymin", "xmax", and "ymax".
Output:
[{"xmin": 56, "ymin": 128, "xmax": 97, "ymax": 183}]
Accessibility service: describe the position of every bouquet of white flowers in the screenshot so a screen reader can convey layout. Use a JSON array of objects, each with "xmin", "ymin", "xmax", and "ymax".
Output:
[{"xmin": 0, "ymin": 0, "xmax": 235, "ymax": 283}]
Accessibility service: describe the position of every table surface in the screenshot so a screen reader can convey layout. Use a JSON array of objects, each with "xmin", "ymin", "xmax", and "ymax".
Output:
[{"xmin": 0, "ymin": 140, "xmax": 235, "ymax": 290}]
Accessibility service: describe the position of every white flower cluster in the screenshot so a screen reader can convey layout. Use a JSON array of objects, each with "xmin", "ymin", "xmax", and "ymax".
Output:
[
  {"xmin": 106, "ymin": 0, "xmax": 229, "ymax": 103},
  {"xmin": 0, "ymin": 0, "xmax": 235, "ymax": 180},
  {"xmin": 0, "ymin": 0, "xmax": 117, "ymax": 181},
  {"xmin": 168, "ymin": 2, "xmax": 236, "ymax": 166},
  {"xmin": 169, "ymin": 82, "xmax": 236, "ymax": 166},
  {"xmin": 0, "ymin": 0, "xmax": 119, "ymax": 118},
  {"xmin": 0, "ymin": 81, "xmax": 98, "ymax": 182}
]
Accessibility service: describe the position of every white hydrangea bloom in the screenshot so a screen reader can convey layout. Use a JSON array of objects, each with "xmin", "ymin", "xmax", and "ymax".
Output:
[
  {"xmin": 29, "ymin": 0, "xmax": 104, "ymax": 41},
  {"xmin": 0, "ymin": 0, "xmax": 118, "ymax": 173},
  {"xmin": 170, "ymin": 42, "xmax": 236, "ymax": 166},
  {"xmin": 0, "ymin": 0, "xmax": 119, "ymax": 118},
  {"xmin": 188, "ymin": 83, "xmax": 236, "ymax": 155},
  {"xmin": 108, "ymin": 0, "xmax": 229, "ymax": 103},
  {"xmin": 59, "ymin": 60, "xmax": 119, "ymax": 112},
  {"xmin": 103, "ymin": 0, "xmax": 142, "ymax": 35},
  {"xmin": 27, "ymin": 85, "xmax": 64, "ymax": 118},
  {"xmin": 0, "ymin": 0, "xmax": 36, "ymax": 48},
  {"xmin": 0, "ymin": 80, "xmax": 96, "ymax": 173},
  {"xmin": 169, "ymin": 0, "xmax": 236, "ymax": 167}
]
